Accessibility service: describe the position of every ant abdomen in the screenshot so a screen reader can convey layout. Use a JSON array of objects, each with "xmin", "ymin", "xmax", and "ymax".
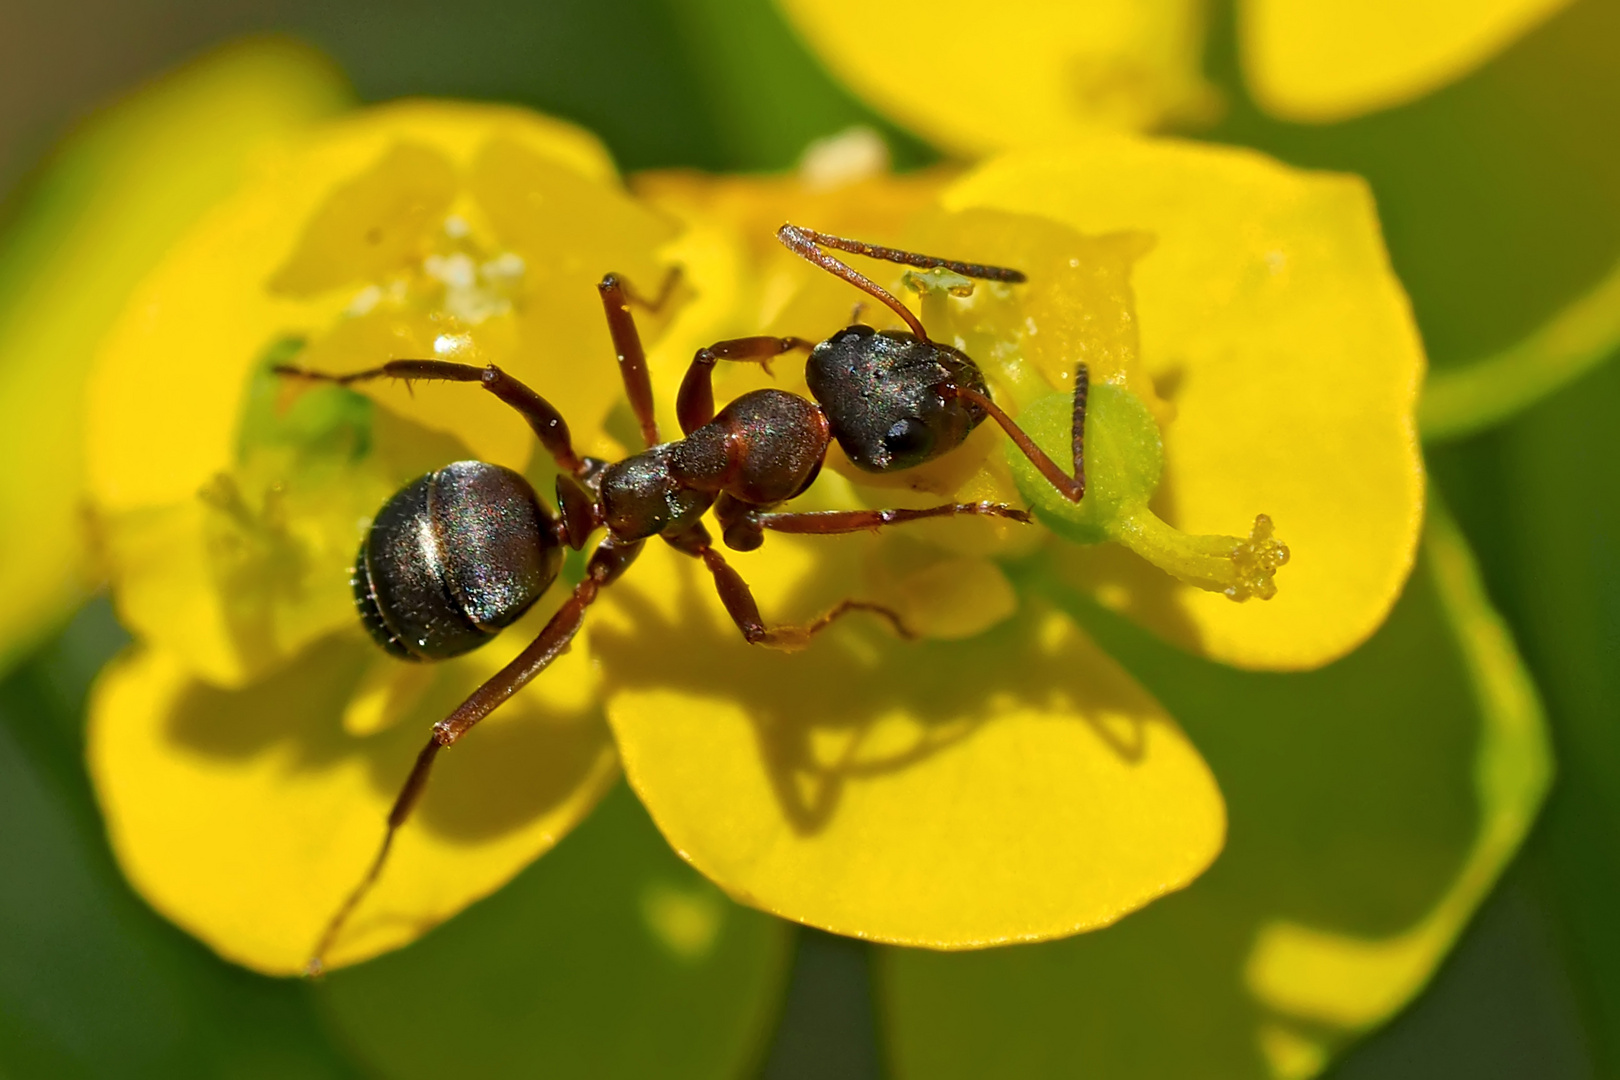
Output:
[
  {"xmin": 352, "ymin": 460, "xmax": 563, "ymax": 661},
  {"xmin": 806, "ymin": 325, "xmax": 990, "ymax": 473}
]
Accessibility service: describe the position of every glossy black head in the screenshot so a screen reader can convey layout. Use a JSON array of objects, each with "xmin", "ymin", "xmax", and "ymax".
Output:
[
  {"xmin": 804, "ymin": 325, "xmax": 990, "ymax": 473},
  {"xmin": 353, "ymin": 460, "xmax": 562, "ymax": 661}
]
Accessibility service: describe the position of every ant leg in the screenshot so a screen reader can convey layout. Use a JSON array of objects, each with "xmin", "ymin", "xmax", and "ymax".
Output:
[
  {"xmin": 776, "ymin": 223, "xmax": 1026, "ymax": 341},
  {"xmin": 275, "ymin": 359, "xmax": 589, "ymax": 478},
  {"xmin": 676, "ymin": 336, "xmax": 814, "ymax": 434},
  {"xmin": 946, "ymin": 363, "xmax": 1089, "ymax": 504},
  {"xmin": 598, "ymin": 270, "xmax": 682, "ymax": 450},
  {"xmin": 306, "ymin": 535, "xmax": 643, "ymax": 975},
  {"xmin": 751, "ymin": 500, "xmax": 1032, "ymax": 538},
  {"xmin": 663, "ymin": 524, "xmax": 911, "ymax": 650}
]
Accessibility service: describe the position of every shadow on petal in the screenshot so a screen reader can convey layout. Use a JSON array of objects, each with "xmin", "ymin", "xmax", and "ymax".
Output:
[
  {"xmin": 595, "ymin": 539, "xmax": 1224, "ymax": 947},
  {"xmin": 90, "ymin": 592, "xmax": 618, "ymax": 974}
]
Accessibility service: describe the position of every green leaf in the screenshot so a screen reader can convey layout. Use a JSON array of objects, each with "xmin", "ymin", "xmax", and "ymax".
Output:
[
  {"xmin": 1432, "ymin": 347, "xmax": 1620, "ymax": 1072},
  {"xmin": 1420, "ymin": 256, "xmax": 1620, "ymax": 442},
  {"xmin": 317, "ymin": 782, "xmax": 793, "ymax": 1080},
  {"xmin": 659, "ymin": 0, "xmax": 934, "ymax": 171},
  {"xmin": 1009, "ymin": 387, "xmax": 1161, "ymax": 546},
  {"xmin": 878, "ymin": 508, "xmax": 1550, "ymax": 1079},
  {"xmin": 0, "ymin": 600, "xmax": 360, "ymax": 1079}
]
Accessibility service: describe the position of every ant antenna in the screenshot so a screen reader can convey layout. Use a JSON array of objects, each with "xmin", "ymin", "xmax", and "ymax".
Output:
[{"xmin": 777, "ymin": 224, "xmax": 1025, "ymax": 342}]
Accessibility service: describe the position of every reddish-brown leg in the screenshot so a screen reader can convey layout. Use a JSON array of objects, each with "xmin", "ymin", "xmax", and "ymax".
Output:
[
  {"xmin": 274, "ymin": 359, "xmax": 589, "ymax": 478},
  {"xmin": 305, "ymin": 535, "xmax": 644, "ymax": 975},
  {"xmin": 947, "ymin": 363, "xmax": 1090, "ymax": 503},
  {"xmin": 663, "ymin": 524, "xmax": 911, "ymax": 649},
  {"xmin": 776, "ymin": 223, "xmax": 1026, "ymax": 341},
  {"xmin": 597, "ymin": 273, "xmax": 672, "ymax": 449},
  {"xmin": 753, "ymin": 502, "xmax": 1032, "ymax": 537},
  {"xmin": 676, "ymin": 335, "xmax": 814, "ymax": 434}
]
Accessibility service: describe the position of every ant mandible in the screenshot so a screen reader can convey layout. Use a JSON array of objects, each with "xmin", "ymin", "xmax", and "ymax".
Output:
[{"xmin": 274, "ymin": 224, "xmax": 1091, "ymax": 972}]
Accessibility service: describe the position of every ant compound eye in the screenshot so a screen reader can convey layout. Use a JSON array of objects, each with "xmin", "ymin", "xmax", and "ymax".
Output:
[{"xmin": 882, "ymin": 417, "xmax": 935, "ymax": 465}]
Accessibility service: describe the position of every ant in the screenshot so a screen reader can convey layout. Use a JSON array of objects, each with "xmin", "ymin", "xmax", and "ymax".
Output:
[{"xmin": 274, "ymin": 224, "xmax": 1090, "ymax": 972}]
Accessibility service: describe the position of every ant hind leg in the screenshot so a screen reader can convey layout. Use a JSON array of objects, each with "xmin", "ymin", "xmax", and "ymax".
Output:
[
  {"xmin": 303, "ymin": 535, "xmax": 643, "ymax": 975},
  {"xmin": 663, "ymin": 524, "xmax": 911, "ymax": 651}
]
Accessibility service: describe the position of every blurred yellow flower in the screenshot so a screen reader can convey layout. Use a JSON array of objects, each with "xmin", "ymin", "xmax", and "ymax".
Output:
[
  {"xmin": 1241, "ymin": 0, "xmax": 1572, "ymax": 121},
  {"xmin": 0, "ymin": 37, "xmax": 349, "ymax": 670},
  {"xmin": 774, "ymin": 0, "xmax": 1572, "ymax": 146}
]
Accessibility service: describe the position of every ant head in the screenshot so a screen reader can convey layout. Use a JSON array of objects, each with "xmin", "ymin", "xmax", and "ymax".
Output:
[{"xmin": 805, "ymin": 326, "xmax": 989, "ymax": 473}]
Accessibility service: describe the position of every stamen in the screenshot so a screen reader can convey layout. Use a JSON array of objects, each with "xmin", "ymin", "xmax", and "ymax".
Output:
[{"xmin": 1113, "ymin": 511, "xmax": 1291, "ymax": 601}]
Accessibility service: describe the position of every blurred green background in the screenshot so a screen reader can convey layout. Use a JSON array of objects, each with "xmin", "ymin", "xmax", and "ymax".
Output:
[{"xmin": 1, "ymin": 0, "xmax": 1616, "ymax": 1076}]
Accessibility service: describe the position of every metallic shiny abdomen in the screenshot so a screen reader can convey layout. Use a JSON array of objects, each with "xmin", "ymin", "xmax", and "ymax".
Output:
[{"xmin": 352, "ymin": 460, "xmax": 562, "ymax": 660}]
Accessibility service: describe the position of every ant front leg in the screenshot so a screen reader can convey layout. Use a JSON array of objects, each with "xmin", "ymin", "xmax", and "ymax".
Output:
[
  {"xmin": 751, "ymin": 500, "xmax": 1033, "ymax": 538},
  {"xmin": 712, "ymin": 490, "xmax": 1030, "ymax": 552},
  {"xmin": 274, "ymin": 358, "xmax": 591, "ymax": 479},
  {"xmin": 662, "ymin": 523, "xmax": 911, "ymax": 651},
  {"xmin": 675, "ymin": 335, "xmax": 814, "ymax": 435},
  {"xmin": 947, "ymin": 363, "xmax": 1090, "ymax": 503},
  {"xmin": 305, "ymin": 535, "xmax": 643, "ymax": 974},
  {"xmin": 598, "ymin": 271, "xmax": 681, "ymax": 449}
]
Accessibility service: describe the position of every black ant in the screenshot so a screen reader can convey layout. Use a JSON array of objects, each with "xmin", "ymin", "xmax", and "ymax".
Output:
[{"xmin": 274, "ymin": 224, "xmax": 1090, "ymax": 972}]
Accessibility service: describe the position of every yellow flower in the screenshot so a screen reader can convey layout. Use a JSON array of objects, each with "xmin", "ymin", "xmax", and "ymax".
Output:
[
  {"xmin": 596, "ymin": 134, "xmax": 1421, "ymax": 950},
  {"xmin": 85, "ymin": 104, "xmax": 1419, "ymax": 976},
  {"xmin": 774, "ymin": 0, "xmax": 1572, "ymax": 143},
  {"xmin": 88, "ymin": 101, "xmax": 673, "ymax": 972},
  {"xmin": 0, "ymin": 38, "xmax": 349, "ymax": 670}
]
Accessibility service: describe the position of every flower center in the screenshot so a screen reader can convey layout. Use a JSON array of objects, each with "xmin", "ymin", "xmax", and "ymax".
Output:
[
  {"xmin": 906, "ymin": 216, "xmax": 1289, "ymax": 602},
  {"xmin": 339, "ymin": 214, "xmax": 527, "ymax": 357}
]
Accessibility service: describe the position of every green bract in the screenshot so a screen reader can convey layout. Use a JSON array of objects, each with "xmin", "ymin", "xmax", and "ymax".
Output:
[{"xmin": 1010, "ymin": 385, "xmax": 1289, "ymax": 601}]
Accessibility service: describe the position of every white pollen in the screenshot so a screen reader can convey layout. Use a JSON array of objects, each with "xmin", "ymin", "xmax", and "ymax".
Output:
[
  {"xmin": 425, "ymin": 252, "xmax": 477, "ymax": 290},
  {"xmin": 482, "ymin": 252, "xmax": 525, "ymax": 284},
  {"xmin": 346, "ymin": 284, "xmax": 382, "ymax": 316},
  {"xmin": 433, "ymin": 333, "xmax": 472, "ymax": 356}
]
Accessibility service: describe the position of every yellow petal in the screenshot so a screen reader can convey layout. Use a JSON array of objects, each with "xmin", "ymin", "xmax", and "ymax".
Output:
[
  {"xmin": 598, "ymin": 538, "xmax": 1224, "ymax": 947},
  {"xmin": 87, "ymin": 100, "xmax": 642, "ymax": 514},
  {"xmin": 0, "ymin": 39, "xmax": 349, "ymax": 668},
  {"xmin": 775, "ymin": 0, "xmax": 1216, "ymax": 152},
  {"xmin": 945, "ymin": 138, "xmax": 1425, "ymax": 669},
  {"xmin": 99, "ymin": 450, "xmax": 397, "ymax": 687},
  {"xmin": 1243, "ymin": 0, "xmax": 1573, "ymax": 122},
  {"xmin": 471, "ymin": 136, "xmax": 679, "ymax": 453},
  {"xmin": 88, "ymin": 592, "xmax": 617, "ymax": 975}
]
